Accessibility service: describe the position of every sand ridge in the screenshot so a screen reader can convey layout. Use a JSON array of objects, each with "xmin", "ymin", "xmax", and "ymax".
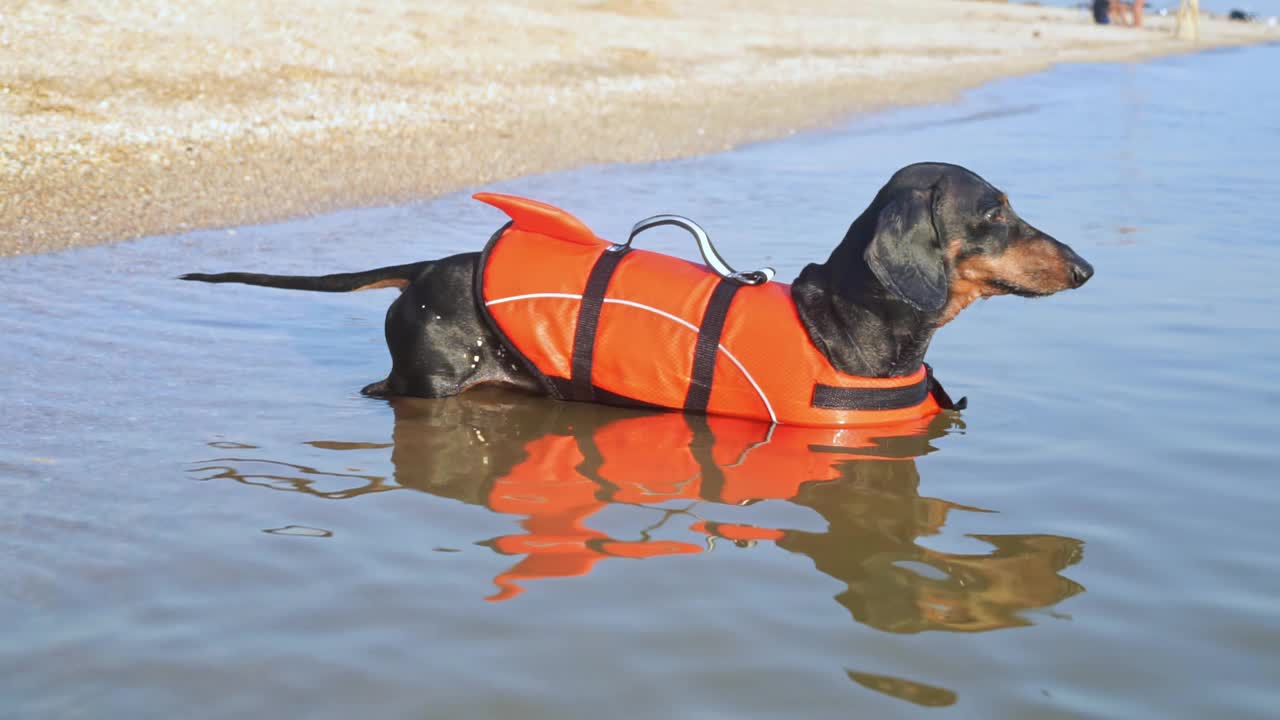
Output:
[{"xmin": 1, "ymin": 0, "xmax": 1274, "ymax": 255}]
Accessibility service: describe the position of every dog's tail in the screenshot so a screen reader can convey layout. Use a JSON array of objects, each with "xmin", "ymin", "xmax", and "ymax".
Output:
[{"xmin": 180, "ymin": 261, "xmax": 430, "ymax": 293}]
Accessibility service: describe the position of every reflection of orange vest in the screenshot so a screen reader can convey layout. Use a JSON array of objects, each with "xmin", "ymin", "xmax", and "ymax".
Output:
[
  {"xmin": 476, "ymin": 193, "xmax": 947, "ymax": 427},
  {"xmin": 484, "ymin": 411, "xmax": 935, "ymax": 601}
]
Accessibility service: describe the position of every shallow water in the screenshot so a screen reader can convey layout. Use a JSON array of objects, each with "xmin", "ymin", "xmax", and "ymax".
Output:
[
  {"xmin": 1038, "ymin": 0, "xmax": 1280, "ymax": 16},
  {"xmin": 4, "ymin": 46, "xmax": 1279, "ymax": 719}
]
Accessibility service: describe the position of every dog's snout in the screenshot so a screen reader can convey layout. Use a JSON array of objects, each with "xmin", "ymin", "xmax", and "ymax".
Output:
[
  {"xmin": 1053, "ymin": 242, "xmax": 1094, "ymax": 288},
  {"xmin": 1068, "ymin": 256, "xmax": 1094, "ymax": 288}
]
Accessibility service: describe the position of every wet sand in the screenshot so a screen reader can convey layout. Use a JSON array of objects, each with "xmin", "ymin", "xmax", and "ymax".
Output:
[{"xmin": 1, "ymin": 0, "xmax": 1273, "ymax": 256}]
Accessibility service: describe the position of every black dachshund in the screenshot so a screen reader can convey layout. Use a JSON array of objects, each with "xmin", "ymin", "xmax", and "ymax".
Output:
[{"xmin": 182, "ymin": 162, "xmax": 1092, "ymax": 401}]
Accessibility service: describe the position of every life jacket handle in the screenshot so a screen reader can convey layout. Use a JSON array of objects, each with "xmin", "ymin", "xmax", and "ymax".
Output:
[{"xmin": 624, "ymin": 215, "xmax": 777, "ymax": 286}]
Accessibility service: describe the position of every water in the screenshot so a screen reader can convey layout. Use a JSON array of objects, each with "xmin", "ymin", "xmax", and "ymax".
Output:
[
  {"xmin": 3, "ymin": 46, "xmax": 1279, "ymax": 719},
  {"xmin": 1031, "ymin": 0, "xmax": 1280, "ymax": 18}
]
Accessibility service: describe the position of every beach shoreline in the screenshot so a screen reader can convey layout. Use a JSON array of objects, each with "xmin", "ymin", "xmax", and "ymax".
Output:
[{"xmin": 2, "ymin": 0, "xmax": 1275, "ymax": 256}]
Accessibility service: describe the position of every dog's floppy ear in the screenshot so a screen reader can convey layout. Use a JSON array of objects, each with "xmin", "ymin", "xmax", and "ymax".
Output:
[{"xmin": 864, "ymin": 188, "xmax": 948, "ymax": 313}]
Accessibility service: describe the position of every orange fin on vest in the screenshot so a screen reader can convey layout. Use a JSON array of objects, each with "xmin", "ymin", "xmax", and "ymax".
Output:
[{"xmin": 473, "ymin": 193, "xmax": 600, "ymax": 246}]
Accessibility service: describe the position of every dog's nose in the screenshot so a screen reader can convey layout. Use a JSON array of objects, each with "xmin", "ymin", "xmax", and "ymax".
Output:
[{"xmin": 1069, "ymin": 257, "xmax": 1094, "ymax": 288}]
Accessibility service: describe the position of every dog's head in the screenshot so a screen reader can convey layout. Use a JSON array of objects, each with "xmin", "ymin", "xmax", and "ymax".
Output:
[{"xmin": 861, "ymin": 163, "xmax": 1093, "ymax": 325}]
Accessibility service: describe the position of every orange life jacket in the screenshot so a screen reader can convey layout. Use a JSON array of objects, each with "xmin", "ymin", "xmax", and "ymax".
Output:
[{"xmin": 476, "ymin": 193, "xmax": 957, "ymax": 427}]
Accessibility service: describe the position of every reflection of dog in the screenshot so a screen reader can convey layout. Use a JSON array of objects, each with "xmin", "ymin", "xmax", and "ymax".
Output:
[
  {"xmin": 412, "ymin": 397, "xmax": 1085, "ymax": 618},
  {"xmin": 189, "ymin": 392, "xmax": 1085, "ymax": 622},
  {"xmin": 183, "ymin": 163, "xmax": 1092, "ymax": 414}
]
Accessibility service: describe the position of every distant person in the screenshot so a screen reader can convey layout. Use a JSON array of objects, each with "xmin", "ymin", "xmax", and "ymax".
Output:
[
  {"xmin": 1093, "ymin": 0, "xmax": 1110, "ymax": 24},
  {"xmin": 1093, "ymin": 1, "xmax": 1145, "ymax": 28},
  {"xmin": 1128, "ymin": 0, "xmax": 1146, "ymax": 27}
]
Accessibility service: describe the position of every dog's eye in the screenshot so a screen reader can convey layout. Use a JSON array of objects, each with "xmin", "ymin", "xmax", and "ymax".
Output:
[{"xmin": 985, "ymin": 207, "xmax": 1006, "ymax": 223}]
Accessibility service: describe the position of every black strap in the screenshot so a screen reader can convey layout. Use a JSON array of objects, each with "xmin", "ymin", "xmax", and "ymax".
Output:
[
  {"xmin": 684, "ymin": 278, "xmax": 743, "ymax": 413},
  {"xmin": 569, "ymin": 246, "xmax": 629, "ymax": 402},
  {"xmin": 811, "ymin": 372, "xmax": 932, "ymax": 411},
  {"xmin": 925, "ymin": 363, "xmax": 967, "ymax": 411},
  {"xmin": 810, "ymin": 363, "xmax": 968, "ymax": 412}
]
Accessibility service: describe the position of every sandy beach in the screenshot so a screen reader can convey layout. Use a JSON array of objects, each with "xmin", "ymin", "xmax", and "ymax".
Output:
[{"xmin": 1, "ymin": 0, "xmax": 1274, "ymax": 256}]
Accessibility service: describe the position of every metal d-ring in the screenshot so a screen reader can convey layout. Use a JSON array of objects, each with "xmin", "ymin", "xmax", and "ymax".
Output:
[{"xmin": 622, "ymin": 214, "xmax": 776, "ymax": 285}]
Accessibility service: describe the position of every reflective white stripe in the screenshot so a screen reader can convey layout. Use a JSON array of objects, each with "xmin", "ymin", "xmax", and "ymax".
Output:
[
  {"xmin": 714, "ymin": 345, "xmax": 777, "ymax": 424},
  {"xmin": 483, "ymin": 293, "xmax": 777, "ymax": 423},
  {"xmin": 599, "ymin": 298, "xmax": 699, "ymax": 332},
  {"xmin": 484, "ymin": 292, "xmax": 583, "ymax": 307}
]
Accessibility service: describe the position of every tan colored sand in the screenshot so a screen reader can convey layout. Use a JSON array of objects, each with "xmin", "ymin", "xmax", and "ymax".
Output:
[{"xmin": 1, "ymin": 0, "xmax": 1273, "ymax": 255}]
